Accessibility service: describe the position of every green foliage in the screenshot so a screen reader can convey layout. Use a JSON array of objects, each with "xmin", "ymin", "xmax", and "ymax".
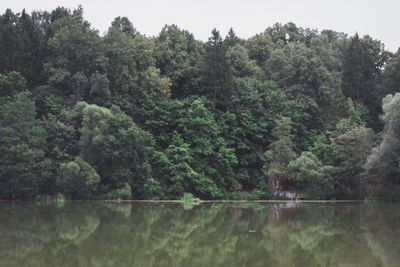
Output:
[
  {"xmin": 309, "ymin": 134, "xmax": 334, "ymax": 165},
  {"xmin": 288, "ymin": 152, "xmax": 334, "ymax": 199},
  {"xmin": 34, "ymin": 88, "xmax": 64, "ymax": 116},
  {"xmin": 164, "ymin": 131, "xmax": 197, "ymax": 197},
  {"xmin": 309, "ymin": 100, "xmax": 366, "ymax": 165},
  {"xmin": 264, "ymin": 117, "xmax": 297, "ymax": 164},
  {"xmin": 143, "ymin": 178, "xmax": 163, "ymax": 200},
  {"xmin": 224, "ymin": 27, "xmax": 240, "ymax": 48},
  {"xmin": 110, "ymin": 16, "xmax": 137, "ymax": 38},
  {"xmin": 139, "ymin": 96, "xmax": 183, "ymax": 149},
  {"xmin": 364, "ymin": 93, "xmax": 400, "ymax": 199},
  {"xmin": 78, "ymin": 103, "xmax": 156, "ymax": 198},
  {"xmin": 44, "ymin": 11, "xmax": 108, "ymax": 100},
  {"xmin": 265, "ymin": 42, "xmax": 348, "ymax": 130},
  {"xmin": 105, "ymin": 28, "xmax": 171, "ymax": 98},
  {"xmin": 155, "ymin": 24, "xmax": 201, "ymax": 98},
  {"xmin": 342, "ymin": 34, "xmax": 390, "ymax": 130},
  {"xmin": 230, "ymin": 79, "xmax": 307, "ymax": 188},
  {"xmin": 181, "ymin": 192, "xmax": 195, "ymax": 202},
  {"xmin": 201, "ymin": 28, "xmax": 233, "ymax": 111},
  {"xmin": 245, "ymin": 32, "xmax": 272, "ymax": 66},
  {"xmin": 0, "ymin": 71, "xmax": 27, "ymax": 96},
  {"xmin": 263, "ymin": 117, "xmax": 297, "ymax": 195},
  {"xmin": 0, "ymin": 91, "xmax": 48, "ymax": 199},
  {"xmin": 58, "ymin": 156, "xmax": 100, "ymax": 199},
  {"xmin": 332, "ymin": 126, "xmax": 374, "ymax": 199},
  {"xmin": 104, "ymin": 27, "xmax": 139, "ymax": 96},
  {"xmin": 0, "ymin": 7, "xmax": 397, "ymax": 200},
  {"xmin": 0, "ymin": 10, "xmax": 45, "ymax": 85},
  {"xmin": 226, "ymin": 44, "xmax": 261, "ymax": 78},
  {"xmin": 106, "ymin": 183, "xmax": 132, "ymax": 200},
  {"xmin": 306, "ymin": 100, "xmax": 375, "ymax": 199},
  {"xmin": 309, "ymin": 31, "xmax": 347, "ymax": 74},
  {"xmin": 39, "ymin": 113, "xmax": 79, "ymax": 194},
  {"xmin": 177, "ymin": 97, "xmax": 237, "ymax": 199},
  {"xmin": 55, "ymin": 192, "xmax": 66, "ymax": 203},
  {"xmin": 383, "ymin": 48, "xmax": 400, "ymax": 95}
]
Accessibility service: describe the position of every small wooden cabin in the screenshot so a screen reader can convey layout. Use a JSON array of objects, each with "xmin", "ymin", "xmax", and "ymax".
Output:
[{"xmin": 268, "ymin": 177, "xmax": 298, "ymax": 199}]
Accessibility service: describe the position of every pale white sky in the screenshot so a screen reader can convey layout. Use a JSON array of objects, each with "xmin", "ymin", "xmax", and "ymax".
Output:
[{"xmin": 1, "ymin": 0, "xmax": 399, "ymax": 52}]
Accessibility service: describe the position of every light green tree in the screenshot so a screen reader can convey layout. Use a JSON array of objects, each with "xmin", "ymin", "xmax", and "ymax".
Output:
[
  {"xmin": 365, "ymin": 93, "xmax": 400, "ymax": 199},
  {"xmin": 245, "ymin": 32, "xmax": 272, "ymax": 66},
  {"xmin": 164, "ymin": 131, "xmax": 198, "ymax": 197},
  {"xmin": 58, "ymin": 156, "xmax": 100, "ymax": 199},
  {"xmin": 78, "ymin": 103, "xmax": 156, "ymax": 198},
  {"xmin": 226, "ymin": 44, "xmax": 261, "ymax": 78},
  {"xmin": 178, "ymin": 98, "xmax": 237, "ymax": 198},
  {"xmin": 288, "ymin": 152, "xmax": 334, "ymax": 199}
]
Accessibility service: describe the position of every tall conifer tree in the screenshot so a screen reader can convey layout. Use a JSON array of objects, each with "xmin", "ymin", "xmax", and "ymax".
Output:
[{"xmin": 202, "ymin": 28, "xmax": 233, "ymax": 111}]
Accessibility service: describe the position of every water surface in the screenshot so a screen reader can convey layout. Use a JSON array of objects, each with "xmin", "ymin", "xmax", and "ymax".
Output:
[{"xmin": 1, "ymin": 201, "xmax": 399, "ymax": 267}]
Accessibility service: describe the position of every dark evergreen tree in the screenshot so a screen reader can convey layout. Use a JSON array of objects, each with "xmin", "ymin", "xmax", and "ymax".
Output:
[
  {"xmin": 342, "ymin": 33, "xmax": 390, "ymax": 129},
  {"xmin": 0, "ymin": 92, "xmax": 48, "ymax": 199},
  {"xmin": 202, "ymin": 28, "xmax": 233, "ymax": 111},
  {"xmin": 0, "ymin": 9, "xmax": 18, "ymax": 75},
  {"xmin": 0, "ymin": 71, "xmax": 27, "ymax": 97},
  {"xmin": 224, "ymin": 27, "xmax": 239, "ymax": 48},
  {"xmin": 15, "ymin": 9, "xmax": 43, "ymax": 85},
  {"xmin": 0, "ymin": 9, "xmax": 47, "ymax": 86}
]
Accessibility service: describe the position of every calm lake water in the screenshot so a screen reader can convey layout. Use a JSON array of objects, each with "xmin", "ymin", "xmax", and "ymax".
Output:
[{"xmin": 1, "ymin": 202, "xmax": 399, "ymax": 267}]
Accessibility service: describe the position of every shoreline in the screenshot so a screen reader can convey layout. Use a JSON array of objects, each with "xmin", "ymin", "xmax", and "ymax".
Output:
[
  {"xmin": 0, "ymin": 199, "xmax": 363, "ymax": 203},
  {"xmin": 103, "ymin": 199, "xmax": 363, "ymax": 203}
]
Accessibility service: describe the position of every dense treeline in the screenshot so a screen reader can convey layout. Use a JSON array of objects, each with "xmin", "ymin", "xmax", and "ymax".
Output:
[{"xmin": 0, "ymin": 7, "xmax": 399, "ymax": 200}]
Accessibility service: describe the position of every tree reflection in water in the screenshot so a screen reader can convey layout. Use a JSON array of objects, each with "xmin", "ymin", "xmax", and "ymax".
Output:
[{"xmin": 0, "ymin": 202, "xmax": 399, "ymax": 267}]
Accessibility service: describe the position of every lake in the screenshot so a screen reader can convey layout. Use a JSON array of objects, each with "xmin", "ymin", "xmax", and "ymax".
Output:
[{"xmin": 0, "ymin": 201, "xmax": 399, "ymax": 267}]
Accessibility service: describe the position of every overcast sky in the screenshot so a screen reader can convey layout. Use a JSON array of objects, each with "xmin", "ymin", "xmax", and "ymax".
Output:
[{"xmin": 1, "ymin": 0, "xmax": 399, "ymax": 52}]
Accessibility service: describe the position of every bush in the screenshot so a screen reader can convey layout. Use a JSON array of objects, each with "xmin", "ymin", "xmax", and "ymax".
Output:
[
  {"xmin": 181, "ymin": 192, "xmax": 201, "ymax": 202},
  {"xmin": 181, "ymin": 192, "xmax": 195, "ymax": 201},
  {"xmin": 107, "ymin": 183, "xmax": 132, "ymax": 200}
]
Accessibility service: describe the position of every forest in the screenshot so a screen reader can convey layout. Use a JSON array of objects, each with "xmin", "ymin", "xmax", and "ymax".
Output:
[{"xmin": 0, "ymin": 6, "xmax": 399, "ymax": 200}]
